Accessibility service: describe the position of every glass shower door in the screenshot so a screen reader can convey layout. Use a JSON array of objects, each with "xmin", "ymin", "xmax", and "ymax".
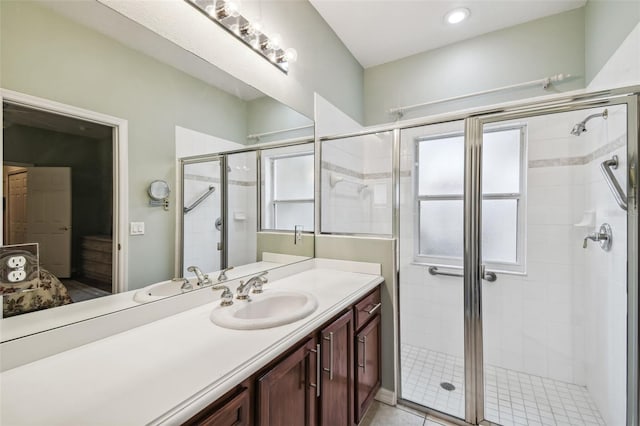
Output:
[
  {"xmin": 474, "ymin": 104, "xmax": 631, "ymax": 426},
  {"xmin": 182, "ymin": 156, "xmax": 224, "ymax": 276},
  {"xmin": 399, "ymin": 120, "xmax": 467, "ymax": 421}
]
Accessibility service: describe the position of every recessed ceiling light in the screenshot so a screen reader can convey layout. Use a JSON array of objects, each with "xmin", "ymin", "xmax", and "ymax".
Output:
[{"xmin": 445, "ymin": 8, "xmax": 470, "ymax": 25}]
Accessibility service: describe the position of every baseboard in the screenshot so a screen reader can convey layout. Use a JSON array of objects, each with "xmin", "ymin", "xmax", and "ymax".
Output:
[{"xmin": 374, "ymin": 387, "xmax": 396, "ymax": 406}]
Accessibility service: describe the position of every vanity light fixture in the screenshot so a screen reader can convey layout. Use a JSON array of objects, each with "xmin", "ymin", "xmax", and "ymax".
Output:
[
  {"xmin": 445, "ymin": 7, "xmax": 470, "ymax": 24},
  {"xmin": 187, "ymin": 0, "xmax": 297, "ymax": 73}
]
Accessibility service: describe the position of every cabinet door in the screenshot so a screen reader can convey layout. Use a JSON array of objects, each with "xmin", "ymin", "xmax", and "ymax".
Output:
[
  {"xmin": 320, "ymin": 310, "xmax": 354, "ymax": 426},
  {"xmin": 258, "ymin": 337, "xmax": 318, "ymax": 426},
  {"xmin": 354, "ymin": 315, "xmax": 381, "ymax": 423}
]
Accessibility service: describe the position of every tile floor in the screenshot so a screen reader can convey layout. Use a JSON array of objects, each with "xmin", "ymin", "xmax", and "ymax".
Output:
[
  {"xmin": 401, "ymin": 344, "xmax": 606, "ymax": 425},
  {"xmin": 359, "ymin": 401, "xmax": 457, "ymax": 426},
  {"xmin": 62, "ymin": 279, "xmax": 111, "ymax": 302}
]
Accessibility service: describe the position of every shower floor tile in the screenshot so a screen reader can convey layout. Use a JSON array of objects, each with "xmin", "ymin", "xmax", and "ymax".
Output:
[{"xmin": 400, "ymin": 344, "xmax": 606, "ymax": 426}]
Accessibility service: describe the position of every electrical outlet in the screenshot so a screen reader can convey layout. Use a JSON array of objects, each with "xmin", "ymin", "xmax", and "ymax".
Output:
[
  {"xmin": 8, "ymin": 270, "xmax": 26, "ymax": 283},
  {"xmin": 6, "ymin": 255, "xmax": 26, "ymax": 268}
]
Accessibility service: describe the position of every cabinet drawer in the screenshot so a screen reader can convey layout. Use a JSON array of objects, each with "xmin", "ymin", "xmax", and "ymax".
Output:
[
  {"xmin": 353, "ymin": 287, "xmax": 381, "ymax": 331},
  {"xmin": 188, "ymin": 387, "xmax": 250, "ymax": 426}
]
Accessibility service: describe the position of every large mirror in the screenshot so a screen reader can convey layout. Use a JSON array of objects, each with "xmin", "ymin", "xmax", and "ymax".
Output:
[{"xmin": 0, "ymin": 0, "xmax": 314, "ymax": 340}]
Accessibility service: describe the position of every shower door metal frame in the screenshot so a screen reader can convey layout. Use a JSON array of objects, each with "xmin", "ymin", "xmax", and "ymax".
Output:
[{"xmin": 464, "ymin": 92, "xmax": 639, "ymax": 425}]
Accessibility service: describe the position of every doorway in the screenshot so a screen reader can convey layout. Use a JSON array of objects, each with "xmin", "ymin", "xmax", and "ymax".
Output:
[
  {"xmin": 398, "ymin": 95, "xmax": 638, "ymax": 425},
  {"xmin": 3, "ymin": 99, "xmax": 116, "ymax": 303}
]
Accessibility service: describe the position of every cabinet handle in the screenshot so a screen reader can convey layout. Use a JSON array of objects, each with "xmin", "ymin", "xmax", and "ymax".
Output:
[
  {"xmin": 366, "ymin": 303, "xmax": 381, "ymax": 315},
  {"xmin": 309, "ymin": 344, "xmax": 321, "ymax": 397},
  {"xmin": 358, "ymin": 336, "xmax": 367, "ymax": 373},
  {"xmin": 323, "ymin": 332, "xmax": 334, "ymax": 380}
]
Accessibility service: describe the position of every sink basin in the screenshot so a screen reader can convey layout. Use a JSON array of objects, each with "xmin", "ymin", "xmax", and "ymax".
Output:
[
  {"xmin": 133, "ymin": 279, "xmax": 202, "ymax": 303},
  {"xmin": 210, "ymin": 289, "xmax": 318, "ymax": 330}
]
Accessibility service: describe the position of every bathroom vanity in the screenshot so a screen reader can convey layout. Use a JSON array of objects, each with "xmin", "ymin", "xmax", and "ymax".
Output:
[
  {"xmin": 186, "ymin": 286, "xmax": 381, "ymax": 426},
  {"xmin": 0, "ymin": 259, "xmax": 383, "ymax": 425}
]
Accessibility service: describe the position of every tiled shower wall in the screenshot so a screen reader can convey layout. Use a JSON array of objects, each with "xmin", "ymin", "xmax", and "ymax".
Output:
[
  {"xmin": 399, "ymin": 106, "xmax": 627, "ymax": 425},
  {"xmin": 226, "ymin": 152, "xmax": 258, "ymax": 267},
  {"xmin": 321, "ymin": 133, "xmax": 393, "ymax": 235},
  {"xmin": 581, "ymin": 106, "xmax": 627, "ymax": 426},
  {"xmin": 183, "ymin": 161, "xmax": 222, "ymax": 275}
]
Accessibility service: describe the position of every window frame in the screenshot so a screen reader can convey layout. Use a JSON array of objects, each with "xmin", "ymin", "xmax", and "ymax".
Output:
[
  {"xmin": 413, "ymin": 124, "xmax": 527, "ymax": 274},
  {"xmin": 264, "ymin": 151, "xmax": 314, "ymax": 232}
]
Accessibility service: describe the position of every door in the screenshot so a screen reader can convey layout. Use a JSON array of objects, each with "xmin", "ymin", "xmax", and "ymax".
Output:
[
  {"xmin": 398, "ymin": 95, "xmax": 638, "ymax": 426},
  {"xmin": 466, "ymin": 99, "xmax": 636, "ymax": 425},
  {"xmin": 182, "ymin": 156, "xmax": 224, "ymax": 275},
  {"xmin": 25, "ymin": 167, "xmax": 72, "ymax": 277},
  {"xmin": 257, "ymin": 337, "xmax": 317, "ymax": 426},
  {"xmin": 355, "ymin": 314, "xmax": 381, "ymax": 423},
  {"xmin": 7, "ymin": 171, "xmax": 28, "ymax": 244},
  {"xmin": 320, "ymin": 310, "xmax": 354, "ymax": 426},
  {"xmin": 399, "ymin": 120, "xmax": 468, "ymax": 421}
]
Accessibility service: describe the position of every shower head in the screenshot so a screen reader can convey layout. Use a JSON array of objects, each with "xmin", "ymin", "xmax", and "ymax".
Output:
[{"xmin": 570, "ymin": 109, "xmax": 608, "ymax": 136}]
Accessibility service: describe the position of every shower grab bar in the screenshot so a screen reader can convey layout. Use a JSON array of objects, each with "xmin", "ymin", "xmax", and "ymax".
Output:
[
  {"xmin": 600, "ymin": 155, "xmax": 627, "ymax": 211},
  {"xmin": 183, "ymin": 185, "xmax": 215, "ymax": 214},
  {"xmin": 428, "ymin": 266, "xmax": 497, "ymax": 282}
]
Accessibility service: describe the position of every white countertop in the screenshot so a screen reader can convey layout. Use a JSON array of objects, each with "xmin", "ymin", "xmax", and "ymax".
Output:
[
  {"xmin": 1, "ymin": 253, "xmax": 308, "ymax": 343},
  {"xmin": 0, "ymin": 259, "xmax": 382, "ymax": 425}
]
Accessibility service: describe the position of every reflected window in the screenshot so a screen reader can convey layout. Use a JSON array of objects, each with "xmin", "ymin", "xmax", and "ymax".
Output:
[
  {"xmin": 416, "ymin": 126, "xmax": 526, "ymax": 272},
  {"xmin": 262, "ymin": 144, "xmax": 314, "ymax": 231}
]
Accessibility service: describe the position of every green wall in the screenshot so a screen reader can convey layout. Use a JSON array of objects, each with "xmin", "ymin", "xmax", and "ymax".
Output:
[
  {"xmin": 585, "ymin": 0, "xmax": 640, "ymax": 83},
  {"xmin": 0, "ymin": 0, "xmax": 248, "ymax": 289},
  {"xmin": 363, "ymin": 8, "xmax": 586, "ymax": 125}
]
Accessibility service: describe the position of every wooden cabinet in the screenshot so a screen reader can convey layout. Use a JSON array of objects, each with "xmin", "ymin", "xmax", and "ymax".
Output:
[
  {"xmin": 184, "ymin": 382, "xmax": 251, "ymax": 426},
  {"xmin": 257, "ymin": 337, "xmax": 318, "ymax": 426},
  {"xmin": 184, "ymin": 284, "xmax": 382, "ymax": 426},
  {"xmin": 319, "ymin": 310, "xmax": 354, "ymax": 426},
  {"xmin": 354, "ymin": 314, "xmax": 381, "ymax": 423}
]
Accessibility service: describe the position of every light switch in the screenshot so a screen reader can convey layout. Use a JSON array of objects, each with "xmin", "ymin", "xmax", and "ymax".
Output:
[{"xmin": 130, "ymin": 221, "xmax": 145, "ymax": 235}]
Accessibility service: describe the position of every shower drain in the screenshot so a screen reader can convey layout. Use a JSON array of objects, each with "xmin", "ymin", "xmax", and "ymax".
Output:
[{"xmin": 440, "ymin": 382, "xmax": 456, "ymax": 391}]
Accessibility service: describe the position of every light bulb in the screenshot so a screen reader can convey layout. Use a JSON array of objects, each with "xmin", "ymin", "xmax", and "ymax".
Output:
[
  {"xmin": 226, "ymin": 0, "xmax": 239, "ymax": 17},
  {"xmin": 445, "ymin": 8, "xmax": 470, "ymax": 24},
  {"xmin": 284, "ymin": 48, "xmax": 298, "ymax": 62},
  {"xmin": 269, "ymin": 34, "xmax": 282, "ymax": 50},
  {"xmin": 252, "ymin": 19, "xmax": 263, "ymax": 33}
]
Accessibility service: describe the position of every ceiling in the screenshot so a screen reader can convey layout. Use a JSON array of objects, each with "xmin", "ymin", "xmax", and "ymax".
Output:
[{"xmin": 308, "ymin": 0, "xmax": 586, "ymax": 68}]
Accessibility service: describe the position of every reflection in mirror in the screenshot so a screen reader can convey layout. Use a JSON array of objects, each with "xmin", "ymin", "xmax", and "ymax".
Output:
[
  {"xmin": 261, "ymin": 143, "xmax": 314, "ymax": 232},
  {"xmin": 0, "ymin": 0, "xmax": 314, "ymax": 340},
  {"xmin": 178, "ymin": 140, "xmax": 314, "ymax": 301}
]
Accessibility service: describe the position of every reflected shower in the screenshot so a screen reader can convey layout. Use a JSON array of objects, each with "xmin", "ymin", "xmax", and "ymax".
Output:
[{"xmin": 570, "ymin": 108, "xmax": 608, "ymax": 135}]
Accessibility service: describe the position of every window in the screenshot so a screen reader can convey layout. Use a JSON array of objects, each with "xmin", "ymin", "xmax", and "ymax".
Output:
[
  {"xmin": 261, "ymin": 144, "xmax": 314, "ymax": 232},
  {"xmin": 416, "ymin": 126, "xmax": 526, "ymax": 273}
]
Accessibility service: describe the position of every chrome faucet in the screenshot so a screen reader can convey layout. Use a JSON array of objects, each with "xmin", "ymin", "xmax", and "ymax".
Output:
[
  {"xmin": 212, "ymin": 284, "xmax": 234, "ymax": 306},
  {"xmin": 172, "ymin": 277, "xmax": 192, "ymax": 292},
  {"xmin": 583, "ymin": 223, "xmax": 612, "ymax": 251},
  {"xmin": 187, "ymin": 265, "xmax": 211, "ymax": 286},
  {"xmin": 236, "ymin": 271, "xmax": 269, "ymax": 300},
  {"xmin": 217, "ymin": 266, "xmax": 234, "ymax": 282}
]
